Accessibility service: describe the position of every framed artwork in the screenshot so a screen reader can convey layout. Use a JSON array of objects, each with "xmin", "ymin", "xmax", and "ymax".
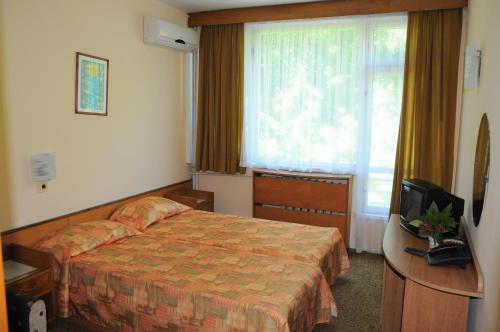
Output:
[{"xmin": 75, "ymin": 52, "xmax": 109, "ymax": 115}]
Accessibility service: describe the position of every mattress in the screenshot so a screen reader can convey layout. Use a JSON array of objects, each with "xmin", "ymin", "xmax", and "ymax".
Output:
[{"xmin": 145, "ymin": 210, "xmax": 351, "ymax": 284}]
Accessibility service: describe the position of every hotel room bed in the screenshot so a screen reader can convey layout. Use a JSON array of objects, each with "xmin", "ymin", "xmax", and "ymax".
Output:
[
  {"xmin": 34, "ymin": 197, "xmax": 350, "ymax": 331},
  {"xmin": 41, "ymin": 232, "xmax": 335, "ymax": 331},
  {"xmin": 145, "ymin": 210, "xmax": 351, "ymax": 285}
]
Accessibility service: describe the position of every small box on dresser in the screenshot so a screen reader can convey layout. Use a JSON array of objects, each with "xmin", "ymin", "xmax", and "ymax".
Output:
[{"xmin": 165, "ymin": 188, "xmax": 214, "ymax": 212}]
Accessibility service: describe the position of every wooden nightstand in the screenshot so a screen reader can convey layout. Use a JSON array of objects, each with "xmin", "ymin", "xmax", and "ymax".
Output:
[
  {"xmin": 165, "ymin": 188, "xmax": 214, "ymax": 212},
  {"xmin": 3, "ymin": 243, "xmax": 56, "ymax": 323}
]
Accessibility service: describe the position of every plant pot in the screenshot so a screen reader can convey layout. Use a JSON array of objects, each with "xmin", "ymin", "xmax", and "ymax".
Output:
[{"xmin": 428, "ymin": 236, "xmax": 439, "ymax": 249}]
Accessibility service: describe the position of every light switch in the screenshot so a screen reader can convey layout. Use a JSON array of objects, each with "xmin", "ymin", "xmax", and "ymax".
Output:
[{"xmin": 37, "ymin": 182, "xmax": 48, "ymax": 193}]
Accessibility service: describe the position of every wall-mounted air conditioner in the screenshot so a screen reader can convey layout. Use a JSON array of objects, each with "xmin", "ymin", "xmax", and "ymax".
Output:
[{"xmin": 144, "ymin": 16, "xmax": 199, "ymax": 52}]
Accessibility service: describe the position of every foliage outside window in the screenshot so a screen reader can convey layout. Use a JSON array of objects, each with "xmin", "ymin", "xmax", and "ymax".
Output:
[{"xmin": 243, "ymin": 14, "xmax": 407, "ymax": 215}]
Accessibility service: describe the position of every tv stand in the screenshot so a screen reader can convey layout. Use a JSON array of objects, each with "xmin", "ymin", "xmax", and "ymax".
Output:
[{"xmin": 381, "ymin": 214, "xmax": 483, "ymax": 331}]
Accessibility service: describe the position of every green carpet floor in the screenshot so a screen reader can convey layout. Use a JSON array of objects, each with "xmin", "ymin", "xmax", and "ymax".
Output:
[
  {"xmin": 50, "ymin": 252, "xmax": 384, "ymax": 332},
  {"xmin": 314, "ymin": 252, "xmax": 384, "ymax": 332}
]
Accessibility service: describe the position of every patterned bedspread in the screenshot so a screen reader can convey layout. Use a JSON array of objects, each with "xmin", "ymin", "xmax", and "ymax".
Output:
[
  {"xmin": 66, "ymin": 235, "xmax": 336, "ymax": 331},
  {"xmin": 145, "ymin": 210, "xmax": 351, "ymax": 284}
]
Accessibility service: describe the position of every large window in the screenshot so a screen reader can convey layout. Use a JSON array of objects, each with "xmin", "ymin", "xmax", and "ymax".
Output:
[{"xmin": 242, "ymin": 14, "xmax": 407, "ymax": 215}]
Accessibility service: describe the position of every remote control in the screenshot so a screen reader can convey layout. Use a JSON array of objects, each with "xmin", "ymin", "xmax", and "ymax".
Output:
[{"xmin": 404, "ymin": 247, "xmax": 427, "ymax": 257}]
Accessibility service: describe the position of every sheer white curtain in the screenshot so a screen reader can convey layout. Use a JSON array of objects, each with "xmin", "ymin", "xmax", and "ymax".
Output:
[{"xmin": 242, "ymin": 14, "xmax": 407, "ymax": 252}]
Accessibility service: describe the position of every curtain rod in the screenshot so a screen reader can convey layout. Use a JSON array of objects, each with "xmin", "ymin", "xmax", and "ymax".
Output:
[{"xmin": 188, "ymin": 0, "xmax": 467, "ymax": 27}]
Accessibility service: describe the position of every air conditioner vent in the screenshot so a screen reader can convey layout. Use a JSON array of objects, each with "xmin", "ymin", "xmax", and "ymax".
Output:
[{"xmin": 144, "ymin": 17, "xmax": 199, "ymax": 52}]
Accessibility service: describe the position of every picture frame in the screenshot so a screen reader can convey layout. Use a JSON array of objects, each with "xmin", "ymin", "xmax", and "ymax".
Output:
[{"xmin": 75, "ymin": 52, "xmax": 109, "ymax": 116}]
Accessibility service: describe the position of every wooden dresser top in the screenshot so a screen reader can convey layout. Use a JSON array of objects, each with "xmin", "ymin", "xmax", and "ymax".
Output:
[
  {"xmin": 383, "ymin": 214, "xmax": 483, "ymax": 298},
  {"xmin": 253, "ymin": 169, "xmax": 353, "ymax": 180}
]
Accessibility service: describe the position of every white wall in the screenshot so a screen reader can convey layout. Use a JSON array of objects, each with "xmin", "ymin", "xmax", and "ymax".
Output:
[
  {"xmin": 455, "ymin": 1, "xmax": 500, "ymax": 331},
  {"xmin": 0, "ymin": 2, "xmax": 10, "ymax": 230},
  {"xmin": 0, "ymin": 0, "xmax": 190, "ymax": 230},
  {"xmin": 196, "ymin": 173, "xmax": 253, "ymax": 216}
]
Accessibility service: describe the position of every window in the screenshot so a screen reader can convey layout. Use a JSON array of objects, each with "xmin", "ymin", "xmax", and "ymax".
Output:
[{"xmin": 242, "ymin": 14, "xmax": 407, "ymax": 216}]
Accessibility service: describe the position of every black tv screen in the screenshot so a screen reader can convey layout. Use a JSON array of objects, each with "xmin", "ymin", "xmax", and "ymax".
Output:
[{"xmin": 400, "ymin": 185, "xmax": 425, "ymax": 222}]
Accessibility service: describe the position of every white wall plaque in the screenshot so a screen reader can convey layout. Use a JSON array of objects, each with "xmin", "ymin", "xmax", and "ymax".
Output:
[
  {"xmin": 464, "ymin": 44, "xmax": 482, "ymax": 90},
  {"xmin": 30, "ymin": 153, "xmax": 56, "ymax": 182}
]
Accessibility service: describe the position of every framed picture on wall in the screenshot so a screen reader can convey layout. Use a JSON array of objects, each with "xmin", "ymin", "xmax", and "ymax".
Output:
[{"xmin": 75, "ymin": 52, "xmax": 109, "ymax": 116}]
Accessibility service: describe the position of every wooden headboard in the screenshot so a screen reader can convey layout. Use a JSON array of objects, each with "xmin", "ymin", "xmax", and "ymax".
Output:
[{"xmin": 1, "ymin": 180, "xmax": 192, "ymax": 247}]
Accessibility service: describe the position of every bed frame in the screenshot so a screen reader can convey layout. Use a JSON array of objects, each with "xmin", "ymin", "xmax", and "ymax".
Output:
[{"xmin": 1, "ymin": 180, "xmax": 192, "ymax": 247}]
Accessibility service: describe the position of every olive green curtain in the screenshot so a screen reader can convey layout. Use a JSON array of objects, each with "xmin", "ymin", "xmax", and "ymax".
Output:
[
  {"xmin": 390, "ymin": 9, "xmax": 463, "ymax": 213},
  {"xmin": 196, "ymin": 24, "xmax": 245, "ymax": 174}
]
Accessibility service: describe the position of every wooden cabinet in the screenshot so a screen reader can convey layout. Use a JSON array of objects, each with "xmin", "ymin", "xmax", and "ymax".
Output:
[
  {"xmin": 381, "ymin": 215, "xmax": 483, "ymax": 331},
  {"xmin": 3, "ymin": 244, "xmax": 56, "ymax": 323},
  {"xmin": 9, "ymin": 269, "xmax": 51, "ymax": 296},
  {"xmin": 165, "ymin": 188, "xmax": 214, "ymax": 212},
  {"xmin": 253, "ymin": 169, "xmax": 352, "ymax": 243}
]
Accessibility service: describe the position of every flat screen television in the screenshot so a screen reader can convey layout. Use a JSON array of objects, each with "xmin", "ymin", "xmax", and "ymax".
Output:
[{"xmin": 399, "ymin": 179, "xmax": 464, "ymax": 238}]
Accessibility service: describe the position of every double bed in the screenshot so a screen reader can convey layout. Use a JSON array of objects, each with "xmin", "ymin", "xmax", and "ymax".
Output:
[{"xmin": 33, "ymin": 197, "xmax": 350, "ymax": 331}]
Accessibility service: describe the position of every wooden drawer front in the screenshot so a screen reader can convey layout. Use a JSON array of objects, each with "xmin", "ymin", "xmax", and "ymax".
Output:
[
  {"xmin": 254, "ymin": 176, "xmax": 348, "ymax": 212},
  {"xmin": 10, "ymin": 271, "xmax": 50, "ymax": 297},
  {"xmin": 254, "ymin": 205, "xmax": 346, "ymax": 239},
  {"xmin": 166, "ymin": 194, "xmax": 198, "ymax": 209},
  {"xmin": 197, "ymin": 200, "xmax": 214, "ymax": 212},
  {"xmin": 166, "ymin": 192, "xmax": 214, "ymax": 212}
]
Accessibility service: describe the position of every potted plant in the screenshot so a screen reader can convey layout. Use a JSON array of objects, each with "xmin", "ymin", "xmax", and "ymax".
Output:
[{"xmin": 409, "ymin": 202, "xmax": 457, "ymax": 248}]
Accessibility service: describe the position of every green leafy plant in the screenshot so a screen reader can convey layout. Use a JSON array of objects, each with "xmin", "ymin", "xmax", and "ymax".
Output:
[{"xmin": 409, "ymin": 202, "xmax": 457, "ymax": 245}]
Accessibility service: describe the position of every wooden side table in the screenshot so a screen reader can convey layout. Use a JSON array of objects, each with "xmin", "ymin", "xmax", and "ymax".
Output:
[
  {"xmin": 165, "ymin": 188, "xmax": 214, "ymax": 212},
  {"xmin": 3, "ymin": 243, "xmax": 56, "ymax": 323}
]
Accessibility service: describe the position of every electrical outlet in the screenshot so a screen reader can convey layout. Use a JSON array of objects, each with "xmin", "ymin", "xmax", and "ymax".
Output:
[{"xmin": 37, "ymin": 182, "xmax": 48, "ymax": 193}]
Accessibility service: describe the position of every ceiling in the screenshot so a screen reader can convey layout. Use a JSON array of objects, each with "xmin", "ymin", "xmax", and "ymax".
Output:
[{"xmin": 161, "ymin": 0, "xmax": 324, "ymax": 13}]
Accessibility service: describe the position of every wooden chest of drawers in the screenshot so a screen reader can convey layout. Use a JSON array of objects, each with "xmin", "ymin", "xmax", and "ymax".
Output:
[
  {"xmin": 3, "ymin": 243, "xmax": 56, "ymax": 322},
  {"xmin": 253, "ymin": 169, "xmax": 352, "ymax": 245},
  {"xmin": 165, "ymin": 188, "xmax": 214, "ymax": 212}
]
